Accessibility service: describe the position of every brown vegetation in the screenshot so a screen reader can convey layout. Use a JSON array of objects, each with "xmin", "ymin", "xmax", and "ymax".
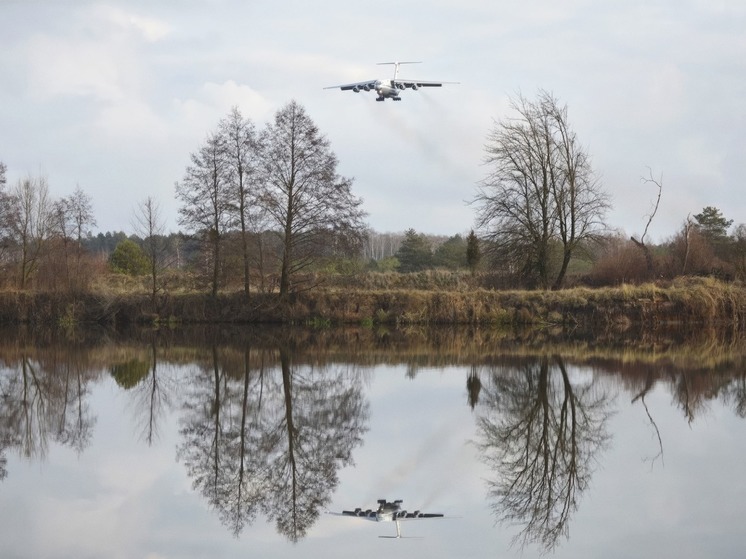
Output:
[{"xmin": 0, "ymin": 275, "xmax": 743, "ymax": 330}]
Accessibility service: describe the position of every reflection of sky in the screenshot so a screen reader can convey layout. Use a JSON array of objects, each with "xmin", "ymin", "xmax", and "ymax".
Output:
[{"xmin": 1, "ymin": 364, "xmax": 745, "ymax": 558}]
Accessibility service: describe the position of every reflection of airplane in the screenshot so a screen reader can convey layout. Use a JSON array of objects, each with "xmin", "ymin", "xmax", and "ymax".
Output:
[
  {"xmin": 328, "ymin": 499, "xmax": 445, "ymax": 538},
  {"xmin": 324, "ymin": 62, "xmax": 458, "ymax": 102}
]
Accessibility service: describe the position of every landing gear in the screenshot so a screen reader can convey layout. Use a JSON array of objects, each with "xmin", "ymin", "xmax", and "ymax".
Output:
[{"xmin": 376, "ymin": 96, "xmax": 385, "ymax": 102}]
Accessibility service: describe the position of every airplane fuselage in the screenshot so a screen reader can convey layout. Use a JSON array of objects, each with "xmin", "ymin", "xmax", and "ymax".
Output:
[
  {"xmin": 374, "ymin": 501, "xmax": 400, "ymax": 521},
  {"xmin": 349, "ymin": 80, "xmax": 400, "ymax": 101},
  {"xmin": 350, "ymin": 81, "xmax": 400, "ymax": 100},
  {"xmin": 375, "ymin": 80, "xmax": 402, "ymax": 101}
]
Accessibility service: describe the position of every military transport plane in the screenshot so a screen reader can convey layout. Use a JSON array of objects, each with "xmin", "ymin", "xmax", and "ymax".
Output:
[
  {"xmin": 324, "ymin": 62, "xmax": 457, "ymax": 101},
  {"xmin": 327, "ymin": 499, "xmax": 445, "ymax": 538}
]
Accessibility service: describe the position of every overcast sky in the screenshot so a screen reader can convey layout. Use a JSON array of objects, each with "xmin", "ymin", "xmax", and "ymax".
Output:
[{"xmin": 1, "ymin": 0, "xmax": 744, "ymax": 241}]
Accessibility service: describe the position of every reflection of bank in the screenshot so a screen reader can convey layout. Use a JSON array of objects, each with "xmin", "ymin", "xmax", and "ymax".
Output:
[
  {"xmin": 176, "ymin": 344, "xmax": 370, "ymax": 542},
  {"xmin": 475, "ymin": 355, "xmax": 612, "ymax": 552}
]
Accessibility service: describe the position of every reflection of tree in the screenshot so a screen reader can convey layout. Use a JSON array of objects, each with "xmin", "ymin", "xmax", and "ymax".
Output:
[
  {"xmin": 1, "ymin": 357, "xmax": 54, "ymax": 461},
  {"xmin": 0, "ymin": 349, "xmax": 96, "ymax": 480},
  {"xmin": 53, "ymin": 356, "xmax": 95, "ymax": 454},
  {"xmin": 178, "ymin": 344, "xmax": 368, "ymax": 541},
  {"xmin": 467, "ymin": 365, "xmax": 481, "ymax": 410},
  {"xmin": 631, "ymin": 370, "xmax": 664, "ymax": 466},
  {"xmin": 264, "ymin": 348, "xmax": 368, "ymax": 540},
  {"xmin": 220, "ymin": 349, "xmax": 265, "ymax": 535},
  {"xmin": 110, "ymin": 359, "xmax": 150, "ymax": 389},
  {"xmin": 476, "ymin": 356, "xmax": 611, "ymax": 552},
  {"xmin": 126, "ymin": 342, "xmax": 178, "ymax": 445},
  {"xmin": 179, "ymin": 345, "xmax": 230, "ymax": 522},
  {"xmin": 0, "ymin": 447, "xmax": 7, "ymax": 481},
  {"xmin": 722, "ymin": 371, "xmax": 746, "ymax": 418},
  {"xmin": 671, "ymin": 371, "xmax": 711, "ymax": 424}
]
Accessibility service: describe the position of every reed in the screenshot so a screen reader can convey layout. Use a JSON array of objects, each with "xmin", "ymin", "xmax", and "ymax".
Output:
[{"xmin": 0, "ymin": 276, "xmax": 742, "ymax": 328}]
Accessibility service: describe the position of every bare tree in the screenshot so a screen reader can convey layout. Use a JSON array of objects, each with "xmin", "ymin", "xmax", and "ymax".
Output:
[
  {"xmin": 475, "ymin": 93, "xmax": 555, "ymax": 288},
  {"xmin": 258, "ymin": 101, "xmax": 366, "ymax": 296},
  {"xmin": 362, "ymin": 230, "xmax": 403, "ymax": 261},
  {"xmin": 733, "ymin": 224, "xmax": 746, "ymax": 281},
  {"xmin": 8, "ymin": 175, "xmax": 52, "ymax": 290},
  {"xmin": 474, "ymin": 91, "xmax": 608, "ymax": 289},
  {"xmin": 176, "ymin": 133, "xmax": 231, "ymax": 296},
  {"xmin": 220, "ymin": 107, "xmax": 260, "ymax": 297},
  {"xmin": 50, "ymin": 186, "xmax": 96, "ymax": 291},
  {"xmin": 0, "ymin": 162, "xmax": 10, "ymax": 278},
  {"xmin": 681, "ymin": 214, "xmax": 694, "ymax": 274},
  {"xmin": 544, "ymin": 95, "xmax": 609, "ymax": 288},
  {"xmin": 134, "ymin": 196, "xmax": 167, "ymax": 306},
  {"xmin": 630, "ymin": 168, "xmax": 662, "ymax": 278}
]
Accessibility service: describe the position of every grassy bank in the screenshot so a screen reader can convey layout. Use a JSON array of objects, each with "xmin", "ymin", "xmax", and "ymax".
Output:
[{"xmin": 0, "ymin": 276, "xmax": 744, "ymax": 330}]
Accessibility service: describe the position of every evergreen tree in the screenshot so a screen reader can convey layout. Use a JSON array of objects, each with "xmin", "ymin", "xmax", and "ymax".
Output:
[
  {"xmin": 433, "ymin": 234, "xmax": 467, "ymax": 269},
  {"xmin": 395, "ymin": 228, "xmax": 433, "ymax": 273},
  {"xmin": 694, "ymin": 206, "xmax": 734, "ymax": 261},
  {"xmin": 466, "ymin": 229, "xmax": 481, "ymax": 274},
  {"xmin": 110, "ymin": 239, "xmax": 149, "ymax": 275},
  {"xmin": 694, "ymin": 206, "xmax": 733, "ymax": 242}
]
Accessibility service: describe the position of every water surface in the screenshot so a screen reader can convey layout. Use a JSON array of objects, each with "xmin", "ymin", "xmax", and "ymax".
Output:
[{"xmin": 1, "ymin": 326, "xmax": 745, "ymax": 558}]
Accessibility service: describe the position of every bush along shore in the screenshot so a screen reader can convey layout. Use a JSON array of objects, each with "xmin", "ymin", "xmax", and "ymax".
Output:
[{"xmin": 0, "ymin": 277, "xmax": 744, "ymax": 331}]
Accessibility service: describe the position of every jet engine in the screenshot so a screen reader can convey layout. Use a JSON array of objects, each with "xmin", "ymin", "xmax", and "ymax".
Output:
[
  {"xmin": 411, "ymin": 84, "xmax": 418, "ymax": 91},
  {"xmin": 352, "ymin": 86, "xmax": 360, "ymax": 93}
]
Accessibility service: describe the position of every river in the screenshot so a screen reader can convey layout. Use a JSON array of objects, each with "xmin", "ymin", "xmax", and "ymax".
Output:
[{"xmin": 1, "ymin": 324, "xmax": 744, "ymax": 558}]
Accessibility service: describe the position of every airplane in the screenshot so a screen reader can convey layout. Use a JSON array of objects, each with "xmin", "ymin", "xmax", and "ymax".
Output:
[
  {"xmin": 324, "ymin": 62, "xmax": 458, "ymax": 102},
  {"xmin": 327, "ymin": 499, "xmax": 445, "ymax": 538}
]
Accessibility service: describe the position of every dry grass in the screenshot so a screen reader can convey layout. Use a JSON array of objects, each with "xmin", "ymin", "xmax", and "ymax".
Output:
[{"xmin": 0, "ymin": 275, "xmax": 743, "ymax": 328}]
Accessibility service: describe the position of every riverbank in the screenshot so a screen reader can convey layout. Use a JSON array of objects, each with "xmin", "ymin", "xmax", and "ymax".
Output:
[{"xmin": 0, "ymin": 276, "xmax": 743, "ymax": 330}]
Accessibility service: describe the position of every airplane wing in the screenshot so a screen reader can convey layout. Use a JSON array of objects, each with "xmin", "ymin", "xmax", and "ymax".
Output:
[
  {"xmin": 326, "ymin": 511, "xmax": 378, "ymax": 521},
  {"xmin": 326, "ymin": 510, "xmax": 445, "ymax": 520},
  {"xmin": 394, "ymin": 80, "xmax": 443, "ymax": 89},
  {"xmin": 392, "ymin": 79, "xmax": 459, "ymax": 89},
  {"xmin": 323, "ymin": 80, "xmax": 379, "ymax": 92},
  {"xmin": 327, "ymin": 503, "xmax": 451, "ymax": 539}
]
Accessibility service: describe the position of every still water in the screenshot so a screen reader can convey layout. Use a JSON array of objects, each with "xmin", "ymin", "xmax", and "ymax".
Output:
[{"xmin": 1, "ymin": 325, "xmax": 745, "ymax": 558}]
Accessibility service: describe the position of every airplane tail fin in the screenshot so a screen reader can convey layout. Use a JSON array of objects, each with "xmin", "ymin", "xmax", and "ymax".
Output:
[
  {"xmin": 377, "ymin": 520, "xmax": 423, "ymax": 539},
  {"xmin": 377, "ymin": 61, "xmax": 422, "ymax": 79}
]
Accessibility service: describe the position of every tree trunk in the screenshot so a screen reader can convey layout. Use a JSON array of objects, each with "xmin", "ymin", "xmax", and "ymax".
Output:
[
  {"xmin": 211, "ymin": 229, "xmax": 220, "ymax": 297},
  {"xmin": 631, "ymin": 236, "xmax": 654, "ymax": 277},
  {"xmin": 552, "ymin": 249, "xmax": 572, "ymax": 290},
  {"xmin": 280, "ymin": 193, "xmax": 294, "ymax": 297},
  {"xmin": 241, "ymin": 228, "xmax": 250, "ymax": 297}
]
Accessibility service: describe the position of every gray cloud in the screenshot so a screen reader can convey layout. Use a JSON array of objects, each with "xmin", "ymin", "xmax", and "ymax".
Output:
[{"xmin": 1, "ymin": 0, "xmax": 744, "ymax": 238}]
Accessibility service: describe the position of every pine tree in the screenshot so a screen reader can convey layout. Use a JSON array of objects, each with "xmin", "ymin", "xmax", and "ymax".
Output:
[{"xmin": 466, "ymin": 229, "xmax": 481, "ymax": 275}]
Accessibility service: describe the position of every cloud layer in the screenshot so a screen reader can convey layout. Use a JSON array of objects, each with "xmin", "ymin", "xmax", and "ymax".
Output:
[{"xmin": 1, "ymin": 0, "xmax": 744, "ymax": 240}]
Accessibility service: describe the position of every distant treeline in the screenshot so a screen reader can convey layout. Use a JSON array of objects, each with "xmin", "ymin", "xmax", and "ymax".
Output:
[{"xmin": 79, "ymin": 214, "xmax": 746, "ymax": 294}]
